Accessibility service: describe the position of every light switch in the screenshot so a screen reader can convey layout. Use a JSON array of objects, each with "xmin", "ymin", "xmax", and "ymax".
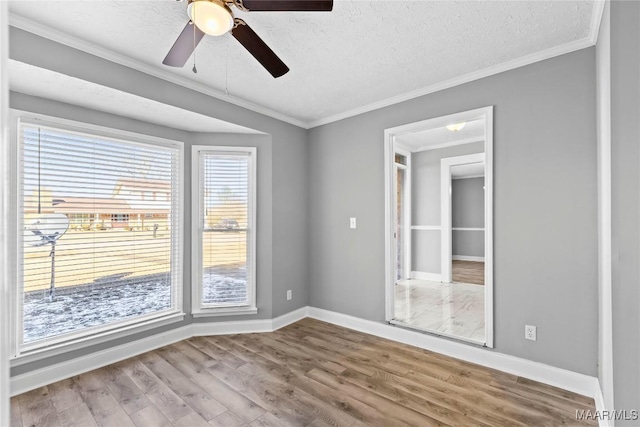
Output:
[{"xmin": 350, "ymin": 217, "xmax": 357, "ymax": 229}]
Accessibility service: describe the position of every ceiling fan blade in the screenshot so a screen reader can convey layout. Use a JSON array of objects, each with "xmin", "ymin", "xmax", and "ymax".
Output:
[
  {"xmin": 239, "ymin": 0, "xmax": 333, "ymax": 11},
  {"xmin": 162, "ymin": 21, "xmax": 206, "ymax": 67},
  {"xmin": 232, "ymin": 19, "xmax": 289, "ymax": 78}
]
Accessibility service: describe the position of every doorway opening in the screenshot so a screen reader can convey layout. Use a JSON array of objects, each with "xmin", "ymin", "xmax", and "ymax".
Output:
[{"xmin": 384, "ymin": 107, "xmax": 493, "ymax": 347}]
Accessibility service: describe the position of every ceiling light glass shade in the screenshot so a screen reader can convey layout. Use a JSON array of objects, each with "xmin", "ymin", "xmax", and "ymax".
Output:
[
  {"xmin": 446, "ymin": 122, "xmax": 467, "ymax": 132},
  {"xmin": 188, "ymin": 0, "xmax": 234, "ymax": 36}
]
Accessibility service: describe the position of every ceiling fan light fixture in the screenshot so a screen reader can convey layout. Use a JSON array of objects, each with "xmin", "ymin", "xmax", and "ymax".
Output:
[
  {"xmin": 446, "ymin": 122, "xmax": 467, "ymax": 132},
  {"xmin": 187, "ymin": 0, "xmax": 234, "ymax": 36}
]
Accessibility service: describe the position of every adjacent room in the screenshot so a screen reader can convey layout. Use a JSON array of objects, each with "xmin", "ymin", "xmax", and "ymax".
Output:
[{"xmin": 0, "ymin": 1, "xmax": 638, "ymax": 426}]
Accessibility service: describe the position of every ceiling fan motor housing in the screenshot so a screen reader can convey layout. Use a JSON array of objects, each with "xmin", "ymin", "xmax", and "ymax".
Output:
[{"xmin": 187, "ymin": 0, "xmax": 235, "ymax": 36}]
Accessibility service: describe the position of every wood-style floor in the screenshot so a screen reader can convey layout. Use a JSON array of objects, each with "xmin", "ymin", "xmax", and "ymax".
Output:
[
  {"xmin": 452, "ymin": 260, "xmax": 485, "ymax": 285},
  {"xmin": 11, "ymin": 318, "xmax": 596, "ymax": 427}
]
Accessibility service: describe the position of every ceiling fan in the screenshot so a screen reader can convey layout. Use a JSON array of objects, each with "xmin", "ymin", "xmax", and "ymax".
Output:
[{"xmin": 163, "ymin": 0, "xmax": 333, "ymax": 78}]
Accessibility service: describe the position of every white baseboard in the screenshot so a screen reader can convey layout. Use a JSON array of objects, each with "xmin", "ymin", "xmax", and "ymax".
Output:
[
  {"xmin": 272, "ymin": 306, "xmax": 309, "ymax": 330},
  {"xmin": 10, "ymin": 307, "xmax": 309, "ymax": 396},
  {"xmin": 410, "ymin": 271, "xmax": 442, "ymax": 281},
  {"xmin": 452, "ymin": 255, "xmax": 485, "ymax": 262},
  {"xmin": 11, "ymin": 303, "xmax": 605, "ymax": 420},
  {"xmin": 593, "ymin": 381, "xmax": 613, "ymax": 427},
  {"xmin": 306, "ymin": 306, "xmax": 599, "ymax": 400},
  {"xmin": 10, "ymin": 325, "xmax": 192, "ymax": 397}
]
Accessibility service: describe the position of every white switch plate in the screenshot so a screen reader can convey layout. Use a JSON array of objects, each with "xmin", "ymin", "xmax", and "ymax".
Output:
[
  {"xmin": 525, "ymin": 325, "xmax": 537, "ymax": 341},
  {"xmin": 286, "ymin": 290, "xmax": 292, "ymax": 301},
  {"xmin": 350, "ymin": 217, "xmax": 357, "ymax": 229}
]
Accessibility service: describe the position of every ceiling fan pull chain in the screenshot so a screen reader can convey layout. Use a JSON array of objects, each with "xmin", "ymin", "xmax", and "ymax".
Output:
[
  {"xmin": 225, "ymin": 52, "xmax": 229, "ymax": 96},
  {"xmin": 192, "ymin": 7, "xmax": 198, "ymax": 73}
]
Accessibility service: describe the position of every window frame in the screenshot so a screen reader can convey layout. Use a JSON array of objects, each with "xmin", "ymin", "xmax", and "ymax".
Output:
[
  {"xmin": 191, "ymin": 145, "xmax": 257, "ymax": 317},
  {"xmin": 9, "ymin": 110, "xmax": 185, "ymax": 362}
]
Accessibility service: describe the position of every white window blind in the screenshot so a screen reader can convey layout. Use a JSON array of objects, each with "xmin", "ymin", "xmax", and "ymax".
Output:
[
  {"xmin": 194, "ymin": 147, "xmax": 256, "ymax": 313},
  {"xmin": 18, "ymin": 120, "xmax": 183, "ymax": 352}
]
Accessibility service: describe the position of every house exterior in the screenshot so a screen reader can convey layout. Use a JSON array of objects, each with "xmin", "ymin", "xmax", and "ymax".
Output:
[{"xmin": 24, "ymin": 178, "xmax": 171, "ymax": 230}]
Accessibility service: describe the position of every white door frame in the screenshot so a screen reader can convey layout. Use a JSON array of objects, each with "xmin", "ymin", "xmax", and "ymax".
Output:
[
  {"xmin": 440, "ymin": 153, "xmax": 485, "ymax": 284},
  {"xmin": 0, "ymin": 1, "xmax": 11, "ymax": 423},
  {"xmin": 384, "ymin": 106, "xmax": 494, "ymax": 348},
  {"xmin": 393, "ymin": 144, "xmax": 412, "ymax": 282}
]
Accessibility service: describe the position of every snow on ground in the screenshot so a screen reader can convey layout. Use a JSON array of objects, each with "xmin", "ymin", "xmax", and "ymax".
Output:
[{"xmin": 23, "ymin": 267, "xmax": 247, "ymax": 343}]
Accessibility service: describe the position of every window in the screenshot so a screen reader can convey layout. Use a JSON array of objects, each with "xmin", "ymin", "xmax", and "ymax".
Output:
[
  {"xmin": 192, "ymin": 146, "xmax": 256, "ymax": 316},
  {"xmin": 16, "ymin": 116, "xmax": 183, "ymax": 355}
]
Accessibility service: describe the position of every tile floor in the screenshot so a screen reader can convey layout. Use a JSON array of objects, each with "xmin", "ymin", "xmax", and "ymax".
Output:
[{"xmin": 394, "ymin": 279, "xmax": 485, "ymax": 343}]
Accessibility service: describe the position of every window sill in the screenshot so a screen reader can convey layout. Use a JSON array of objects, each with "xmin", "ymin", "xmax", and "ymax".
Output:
[
  {"xmin": 192, "ymin": 307, "xmax": 258, "ymax": 318},
  {"xmin": 11, "ymin": 311, "xmax": 186, "ymax": 367}
]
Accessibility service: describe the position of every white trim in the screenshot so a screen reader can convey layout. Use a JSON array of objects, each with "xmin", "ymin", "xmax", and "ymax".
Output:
[
  {"xmin": 410, "ymin": 271, "xmax": 442, "ymax": 282},
  {"xmin": 389, "ymin": 319, "xmax": 484, "ymax": 347},
  {"xmin": 191, "ymin": 319, "xmax": 272, "ymax": 336},
  {"xmin": 306, "ymin": 307, "xmax": 600, "ymax": 399},
  {"xmin": 452, "ymin": 227, "xmax": 484, "ymax": 232},
  {"xmin": 441, "ymin": 153, "xmax": 486, "ymax": 284},
  {"xmin": 8, "ymin": 14, "xmax": 307, "ymax": 130},
  {"xmin": 384, "ymin": 135, "xmax": 393, "ymax": 321},
  {"xmin": 10, "ymin": 325, "xmax": 192, "ymax": 397},
  {"xmin": 590, "ymin": 1, "xmax": 606, "ymax": 46},
  {"xmin": 10, "ymin": 110, "xmax": 186, "ymax": 358},
  {"xmin": 10, "ymin": 306, "xmax": 308, "ymax": 396},
  {"xmin": 593, "ymin": 381, "xmax": 614, "ymax": 427},
  {"xmin": 271, "ymin": 306, "xmax": 309, "ymax": 330},
  {"xmin": 191, "ymin": 145, "xmax": 258, "ymax": 317},
  {"xmin": 595, "ymin": 0, "xmax": 614, "ymax": 414},
  {"xmin": 411, "ymin": 225, "xmax": 441, "ymax": 231},
  {"xmin": 384, "ymin": 106, "xmax": 494, "ymax": 350},
  {"xmin": 192, "ymin": 307, "xmax": 309, "ymax": 336},
  {"xmin": 192, "ymin": 308, "xmax": 258, "ymax": 318},
  {"xmin": 11, "ymin": 313, "xmax": 186, "ymax": 367},
  {"xmin": 414, "ymin": 137, "xmax": 485, "ymax": 153},
  {"xmin": 0, "ymin": 2, "xmax": 10, "ymax": 424},
  {"xmin": 11, "ymin": 109, "xmax": 186, "ymax": 150},
  {"xmin": 308, "ymin": 39, "xmax": 598, "ymax": 129},
  {"xmin": 393, "ymin": 145, "xmax": 412, "ymax": 280},
  {"xmin": 10, "ymin": 305, "xmax": 604, "ymax": 413},
  {"xmin": 9, "ymin": 9, "xmax": 603, "ymax": 131},
  {"xmin": 452, "ymin": 174, "xmax": 485, "ymax": 180},
  {"xmin": 452, "ymin": 255, "xmax": 485, "ymax": 262}
]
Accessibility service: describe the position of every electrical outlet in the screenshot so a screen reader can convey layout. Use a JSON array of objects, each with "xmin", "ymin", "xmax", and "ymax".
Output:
[
  {"xmin": 525, "ymin": 325, "xmax": 537, "ymax": 341},
  {"xmin": 350, "ymin": 217, "xmax": 357, "ymax": 229},
  {"xmin": 286, "ymin": 290, "xmax": 292, "ymax": 301}
]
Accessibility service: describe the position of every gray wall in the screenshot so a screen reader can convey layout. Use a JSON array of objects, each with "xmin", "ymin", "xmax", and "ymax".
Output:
[
  {"xmin": 9, "ymin": 25, "xmax": 309, "ymax": 374},
  {"xmin": 309, "ymin": 48, "xmax": 598, "ymax": 375},
  {"xmin": 452, "ymin": 177, "xmax": 485, "ymax": 258},
  {"xmin": 9, "ymin": 26, "xmax": 309, "ymax": 321},
  {"xmin": 411, "ymin": 142, "xmax": 483, "ymax": 274},
  {"xmin": 610, "ymin": 0, "xmax": 640, "ymax": 418},
  {"xmin": 9, "ymin": 93, "xmax": 277, "ymax": 376}
]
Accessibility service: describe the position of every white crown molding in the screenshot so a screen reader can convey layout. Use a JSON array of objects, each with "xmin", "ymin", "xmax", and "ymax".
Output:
[
  {"xmin": 9, "ymin": 4, "xmax": 605, "ymax": 130},
  {"xmin": 590, "ymin": 1, "xmax": 606, "ymax": 46},
  {"xmin": 9, "ymin": 10, "xmax": 604, "ymax": 133},
  {"xmin": 307, "ymin": 35, "xmax": 597, "ymax": 128},
  {"xmin": 8, "ymin": 14, "xmax": 308, "ymax": 129}
]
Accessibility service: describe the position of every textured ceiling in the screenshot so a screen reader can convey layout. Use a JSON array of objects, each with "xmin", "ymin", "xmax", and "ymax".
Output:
[
  {"xmin": 8, "ymin": 0, "xmax": 597, "ymax": 127},
  {"xmin": 395, "ymin": 118, "xmax": 484, "ymax": 151},
  {"xmin": 10, "ymin": 60, "xmax": 260, "ymax": 134}
]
